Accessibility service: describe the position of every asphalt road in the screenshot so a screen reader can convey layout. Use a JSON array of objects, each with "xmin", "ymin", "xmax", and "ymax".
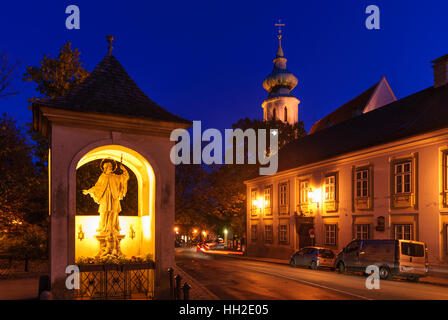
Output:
[{"xmin": 175, "ymin": 248, "xmax": 448, "ymax": 300}]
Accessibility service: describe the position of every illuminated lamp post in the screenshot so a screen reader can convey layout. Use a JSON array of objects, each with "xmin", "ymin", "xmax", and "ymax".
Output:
[{"xmin": 223, "ymin": 229, "xmax": 228, "ymax": 247}]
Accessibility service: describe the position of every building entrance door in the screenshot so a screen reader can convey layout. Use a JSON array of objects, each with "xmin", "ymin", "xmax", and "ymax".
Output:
[{"xmin": 296, "ymin": 217, "xmax": 314, "ymax": 249}]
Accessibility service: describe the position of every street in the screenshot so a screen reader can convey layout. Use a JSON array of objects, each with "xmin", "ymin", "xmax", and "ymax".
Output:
[{"xmin": 176, "ymin": 248, "xmax": 448, "ymax": 300}]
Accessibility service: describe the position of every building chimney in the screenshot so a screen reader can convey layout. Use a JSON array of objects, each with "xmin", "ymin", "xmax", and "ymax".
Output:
[{"xmin": 431, "ymin": 54, "xmax": 448, "ymax": 88}]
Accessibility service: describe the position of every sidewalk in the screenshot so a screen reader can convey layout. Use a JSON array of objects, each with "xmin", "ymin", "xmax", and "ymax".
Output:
[
  {"xmin": 220, "ymin": 253, "xmax": 448, "ymax": 287},
  {"xmin": 174, "ymin": 264, "xmax": 219, "ymax": 300},
  {"xmin": 0, "ymin": 277, "xmax": 39, "ymax": 300}
]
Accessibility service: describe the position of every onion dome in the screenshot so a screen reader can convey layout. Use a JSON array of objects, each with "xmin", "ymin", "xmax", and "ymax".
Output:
[{"xmin": 262, "ymin": 35, "xmax": 298, "ymax": 98}]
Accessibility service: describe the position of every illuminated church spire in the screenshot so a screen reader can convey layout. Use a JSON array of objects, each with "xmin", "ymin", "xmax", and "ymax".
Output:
[{"xmin": 262, "ymin": 19, "xmax": 300, "ymax": 125}]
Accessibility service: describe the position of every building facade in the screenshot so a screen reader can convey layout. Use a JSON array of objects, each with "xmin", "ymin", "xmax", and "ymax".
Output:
[{"xmin": 246, "ymin": 54, "xmax": 448, "ymax": 267}]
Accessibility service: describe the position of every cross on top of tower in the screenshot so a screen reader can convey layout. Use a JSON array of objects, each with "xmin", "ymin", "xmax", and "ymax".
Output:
[
  {"xmin": 274, "ymin": 19, "xmax": 285, "ymax": 39},
  {"xmin": 106, "ymin": 34, "xmax": 114, "ymax": 55}
]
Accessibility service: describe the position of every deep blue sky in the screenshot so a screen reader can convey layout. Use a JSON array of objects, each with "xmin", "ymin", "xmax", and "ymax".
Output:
[{"xmin": 1, "ymin": 0, "xmax": 447, "ymax": 132}]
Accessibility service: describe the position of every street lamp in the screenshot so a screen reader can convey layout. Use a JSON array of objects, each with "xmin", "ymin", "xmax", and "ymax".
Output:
[
  {"xmin": 223, "ymin": 229, "xmax": 228, "ymax": 246},
  {"xmin": 252, "ymin": 197, "xmax": 264, "ymax": 214},
  {"xmin": 308, "ymin": 187, "xmax": 322, "ymax": 208}
]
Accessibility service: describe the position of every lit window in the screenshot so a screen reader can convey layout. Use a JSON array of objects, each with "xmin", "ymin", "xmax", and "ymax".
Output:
[
  {"xmin": 265, "ymin": 225, "xmax": 273, "ymax": 243},
  {"xmin": 251, "ymin": 225, "xmax": 257, "ymax": 242},
  {"xmin": 300, "ymin": 180, "xmax": 310, "ymax": 204},
  {"xmin": 324, "ymin": 224, "xmax": 337, "ymax": 246},
  {"xmin": 355, "ymin": 224, "xmax": 370, "ymax": 239},
  {"xmin": 250, "ymin": 189, "xmax": 258, "ymax": 216},
  {"xmin": 355, "ymin": 169, "xmax": 369, "ymax": 198},
  {"xmin": 279, "ymin": 183, "xmax": 288, "ymax": 206},
  {"xmin": 395, "ymin": 224, "xmax": 413, "ymax": 240},
  {"xmin": 279, "ymin": 183, "xmax": 289, "ymax": 215},
  {"xmin": 264, "ymin": 186, "xmax": 272, "ymax": 216},
  {"xmin": 445, "ymin": 153, "xmax": 448, "ymax": 192},
  {"xmin": 279, "ymin": 224, "xmax": 288, "ymax": 243},
  {"xmin": 324, "ymin": 176, "xmax": 336, "ymax": 201},
  {"xmin": 394, "ymin": 162, "xmax": 412, "ymax": 194}
]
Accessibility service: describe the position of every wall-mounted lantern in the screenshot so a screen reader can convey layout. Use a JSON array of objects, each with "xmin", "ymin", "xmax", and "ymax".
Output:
[
  {"xmin": 129, "ymin": 225, "xmax": 136, "ymax": 239},
  {"xmin": 308, "ymin": 187, "xmax": 322, "ymax": 208},
  {"xmin": 252, "ymin": 197, "xmax": 264, "ymax": 214},
  {"xmin": 77, "ymin": 225, "xmax": 85, "ymax": 241}
]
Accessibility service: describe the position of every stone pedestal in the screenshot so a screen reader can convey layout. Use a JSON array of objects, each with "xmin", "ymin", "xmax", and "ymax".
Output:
[{"xmin": 96, "ymin": 234, "xmax": 126, "ymax": 257}]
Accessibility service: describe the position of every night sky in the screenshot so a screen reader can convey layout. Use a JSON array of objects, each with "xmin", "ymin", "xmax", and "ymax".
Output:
[{"xmin": 1, "ymin": 0, "xmax": 447, "ymax": 133}]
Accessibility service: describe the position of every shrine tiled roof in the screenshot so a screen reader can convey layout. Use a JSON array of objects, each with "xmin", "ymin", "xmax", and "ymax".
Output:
[{"xmin": 34, "ymin": 54, "xmax": 190, "ymax": 124}]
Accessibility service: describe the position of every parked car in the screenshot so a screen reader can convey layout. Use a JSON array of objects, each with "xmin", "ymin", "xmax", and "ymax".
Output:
[
  {"xmin": 290, "ymin": 247, "xmax": 336, "ymax": 270},
  {"xmin": 335, "ymin": 239, "xmax": 428, "ymax": 281}
]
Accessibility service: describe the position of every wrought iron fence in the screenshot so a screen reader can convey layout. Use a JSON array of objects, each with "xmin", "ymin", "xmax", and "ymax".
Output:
[{"xmin": 75, "ymin": 262, "xmax": 154, "ymax": 299}]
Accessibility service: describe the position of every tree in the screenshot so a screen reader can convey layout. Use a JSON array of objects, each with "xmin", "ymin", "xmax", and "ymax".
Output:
[
  {"xmin": 21, "ymin": 42, "xmax": 90, "ymax": 222},
  {"xmin": 205, "ymin": 118, "xmax": 307, "ymax": 238},
  {"xmin": 175, "ymin": 163, "xmax": 214, "ymax": 229},
  {"xmin": 0, "ymin": 51, "xmax": 19, "ymax": 98},
  {"xmin": 23, "ymin": 42, "xmax": 90, "ymax": 100},
  {"xmin": 0, "ymin": 42, "xmax": 91, "ymax": 260},
  {"xmin": 0, "ymin": 114, "xmax": 48, "ymax": 260},
  {"xmin": 23, "ymin": 42, "xmax": 90, "ymax": 173}
]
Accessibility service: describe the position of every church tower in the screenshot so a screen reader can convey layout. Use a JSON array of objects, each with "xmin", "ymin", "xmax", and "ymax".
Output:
[{"xmin": 262, "ymin": 23, "xmax": 300, "ymax": 125}]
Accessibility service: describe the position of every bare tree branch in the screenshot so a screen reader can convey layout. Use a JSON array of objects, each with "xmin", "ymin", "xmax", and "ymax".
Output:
[{"xmin": 0, "ymin": 51, "xmax": 19, "ymax": 98}]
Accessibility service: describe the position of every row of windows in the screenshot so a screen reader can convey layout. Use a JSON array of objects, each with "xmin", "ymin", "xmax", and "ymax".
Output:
[
  {"xmin": 250, "ymin": 222, "xmax": 414, "ymax": 246},
  {"xmin": 323, "ymin": 223, "xmax": 414, "ymax": 246},
  {"xmin": 250, "ymin": 224, "xmax": 289, "ymax": 244},
  {"xmin": 251, "ymin": 156, "xmax": 419, "ymax": 217}
]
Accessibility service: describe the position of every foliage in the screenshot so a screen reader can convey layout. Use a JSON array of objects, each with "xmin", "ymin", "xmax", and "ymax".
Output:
[
  {"xmin": 23, "ymin": 41, "xmax": 90, "ymax": 189},
  {"xmin": 175, "ymin": 163, "xmax": 214, "ymax": 228},
  {"xmin": 0, "ymin": 224, "xmax": 48, "ymax": 259},
  {"xmin": 23, "ymin": 42, "xmax": 90, "ymax": 100},
  {"xmin": 76, "ymin": 254, "xmax": 154, "ymax": 265},
  {"xmin": 0, "ymin": 114, "xmax": 41, "ymax": 232}
]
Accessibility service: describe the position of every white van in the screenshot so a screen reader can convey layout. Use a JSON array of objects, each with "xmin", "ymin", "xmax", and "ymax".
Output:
[{"xmin": 335, "ymin": 239, "xmax": 428, "ymax": 281}]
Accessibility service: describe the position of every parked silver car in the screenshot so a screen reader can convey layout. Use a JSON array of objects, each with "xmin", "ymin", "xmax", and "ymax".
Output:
[{"xmin": 290, "ymin": 247, "xmax": 336, "ymax": 270}]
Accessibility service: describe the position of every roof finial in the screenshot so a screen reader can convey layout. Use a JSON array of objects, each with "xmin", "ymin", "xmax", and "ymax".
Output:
[
  {"xmin": 274, "ymin": 19, "xmax": 285, "ymax": 58},
  {"xmin": 106, "ymin": 35, "xmax": 114, "ymax": 55},
  {"xmin": 274, "ymin": 19, "xmax": 285, "ymax": 41}
]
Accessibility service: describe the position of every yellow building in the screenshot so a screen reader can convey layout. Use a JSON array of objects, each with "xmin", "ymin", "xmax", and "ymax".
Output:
[{"xmin": 245, "ymin": 54, "xmax": 448, "ymax": 268}]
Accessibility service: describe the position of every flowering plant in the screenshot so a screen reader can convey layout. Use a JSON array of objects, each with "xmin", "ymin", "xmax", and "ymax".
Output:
[{"xmin": 76, "ymin": 253, "xmax": 154, "ymax": 265}]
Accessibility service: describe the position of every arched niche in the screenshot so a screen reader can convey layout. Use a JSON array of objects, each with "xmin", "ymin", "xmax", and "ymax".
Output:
[{"xmin": 74, "ymin": 145, "xmax": 155, "ymax": 261}]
